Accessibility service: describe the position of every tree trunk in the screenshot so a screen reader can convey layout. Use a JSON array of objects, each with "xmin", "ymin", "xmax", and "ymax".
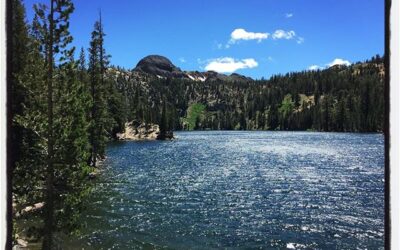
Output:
[{"xmin": 43, "ymin": 0, "xmax": 54, "ymax": 248}]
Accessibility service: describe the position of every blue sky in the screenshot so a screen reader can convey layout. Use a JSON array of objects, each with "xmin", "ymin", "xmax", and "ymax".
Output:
[{"xmin": 23, "ymin": 0, "xmax": 384, "ymax": 79}]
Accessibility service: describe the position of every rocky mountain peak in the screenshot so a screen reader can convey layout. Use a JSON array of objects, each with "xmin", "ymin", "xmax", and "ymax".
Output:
[
  {"xmin": 133, "ymin": 55, "xmax": 253, "ymax": 82},
  {"xmin": 134, "ymin": 55, "xmax": 186, "ymax": 78}
]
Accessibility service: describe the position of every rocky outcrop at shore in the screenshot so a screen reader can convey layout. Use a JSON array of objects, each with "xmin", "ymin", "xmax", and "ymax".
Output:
[
  {"xmin": 14, "ymin": 202, "xmax": 44, "ymax": 218},
  {"xmin": 116, "ymin": 121, "xmax": 173, "ymax": 140}
]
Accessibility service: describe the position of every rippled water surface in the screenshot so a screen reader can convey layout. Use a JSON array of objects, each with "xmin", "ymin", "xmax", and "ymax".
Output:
[{"xmin": 67, "ymin": 131, "xmax": 385, "ymax": 249}]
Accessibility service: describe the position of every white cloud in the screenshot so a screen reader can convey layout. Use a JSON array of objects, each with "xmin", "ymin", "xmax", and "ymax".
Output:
[
  {"xmin": 326, "ymin": 58, "xmax": 351, "ymax": 67},
  {"xmin": 204, "ymin": 57, "xmax": 258, "ymax": 73},
  {"xmin": 297, "ymin": 37, "xmax": 304, "ymax": 44},
  {"xmin": 179, "ymin": 57, "xmax": 186, "ymax": 63},
  {"xmin": 308, "ymin": 65, "xmax": 322, "ymax": 70},
  {"xmin": 224, "ymin": 28, "xmax": 301, "ymax": 48},
  {"xmin": 285, "ymin": 13, "xmax": 293, "ymax": 18},
  {"xmin": 272, "ymin": 29, "xmax": 296, "ymax": 39},
  {"xmin": 229, "ymin": 28, "xmax": 269, "ymax": 43},
  {"xmin": 308, "ymin": 58, "xmax": 351, "ymax": 71}
]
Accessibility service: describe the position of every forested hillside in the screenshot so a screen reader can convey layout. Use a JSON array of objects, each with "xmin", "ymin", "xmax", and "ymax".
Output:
[
  {"xmin": 110, "ymin": 54, "xmax": 384, "ymax": 133},
  {"xmin": 10, "ymin": 0, "xmax": 384, "ymax": 247}
]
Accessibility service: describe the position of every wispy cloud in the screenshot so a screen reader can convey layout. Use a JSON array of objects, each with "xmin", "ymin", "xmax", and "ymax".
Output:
[
  {"xmin": 204, "ymin": 57, "xmax": 258, "ymax": 73},
  {"xmin": 179, "ymin": 57, "xmax": 186, "ymax": 63},
  {"xmin": 224, "ymin": 28, "xmax": 302, "ymax": 48},
  {"xmin": 229, "ymin": 28, "xmax": 269, "ymax": 44},
  {"xmin": 308, "ymin": 65, "xmax": 322, "ymax": 71},
  {"xmin": 272, "ymin": 30, "xmax": 296, "ymax": 40},
  {"xmin": 197, "ymin": 58, "xmax": 207, "ymax": 64},
  {"xmin": 285, "ymin": 13, "xmax": 293, "ymax": 18},
  {"xmin": 308, "ymin": 58, "xmax": 351, "ymax": 71},
  {"xmin": 297, "ymin": 37, "xmax": 304, "ymax": 44}
]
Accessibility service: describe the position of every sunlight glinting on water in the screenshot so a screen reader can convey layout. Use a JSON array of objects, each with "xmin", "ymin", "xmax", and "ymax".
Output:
[{"xmin": 68, "ymin": 131, "xmax": 384, "ymax": 249}]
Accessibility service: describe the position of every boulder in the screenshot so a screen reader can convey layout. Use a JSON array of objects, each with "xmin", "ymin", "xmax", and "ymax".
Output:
[
  {"xmin": 88, "ymin": 172, "xmax": 97, "ymax": 179},
  {"xmin": 117, "ymin": 121, "xmax": 166, "ymax": 140},
  {"xmin": 134, "ymin": 55, "xmax": 186, "ymax": 78},
  {"xmin": 156, "ymin": 130, "xmax": 174, "ymax": 140},
  {"xmin": 16, "ymin": 202, "xmax": 45, "ymax": 218},
  {"xmin": 17, "ymin": 238, "xmax": 28, "ymax": 248}
]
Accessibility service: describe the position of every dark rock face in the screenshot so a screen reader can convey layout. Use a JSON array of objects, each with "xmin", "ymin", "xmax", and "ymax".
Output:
[
  {"xmin": 133, "ymin": 55, "xmax": 253, "ymax": 82},
  {"xmin": 134, "ymin": 55, "xmax": 186, "ymax": 78},
  {"xmin": 156, "ymin": 130, "xmax": 174, "ymax": 140},
  {"xmin": 229, "ymin": 73, "xmax": 253, "ymax": 82},
  {"xmin": 203, "ymin": 71, "xmax": 229, "ymax": 82},
  {"xmin": 202, "ymin": 71, "xmax": 252, "ymax": 82}
]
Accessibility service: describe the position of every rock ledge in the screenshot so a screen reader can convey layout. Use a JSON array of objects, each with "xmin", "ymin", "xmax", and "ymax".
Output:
[{"xmin": 117, "ymin": 121, "xmax": 161, "ymax": 140}]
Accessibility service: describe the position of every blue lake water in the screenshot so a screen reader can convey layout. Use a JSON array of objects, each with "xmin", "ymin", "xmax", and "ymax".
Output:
[{"xmin": 67, "ymin": 131, "xmax": 385, "ymax": 249}]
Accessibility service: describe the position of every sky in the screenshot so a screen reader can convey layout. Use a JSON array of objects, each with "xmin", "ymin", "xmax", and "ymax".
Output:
[{"xmin": 23, "ymin": 0, "xmax": 384, "ymax": 79}]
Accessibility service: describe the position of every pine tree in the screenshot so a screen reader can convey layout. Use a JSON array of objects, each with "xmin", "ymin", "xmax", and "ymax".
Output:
[
  {"xmin": 158, "ymin": 99, "xmax": 168, "ymax": 140},
  {"xmin": 10, "ymin": 0, "xmax": 31, "ymax": 199},
  {"xmin": 12, "ymin": 0, "xmax": 48, "ymax": 213},
  {"xmin": 334, "ymin": 98, "xmax": 346, "ymax": 132},
  {"xmin": 88, "ymin": 14, "xmax": 110, "ymax": 167},
  {"xmin": 10, "ymin": 0, "xmax": 29, "ymax": 118},
  {"xmin": 78, "ymin": 47, "xmax": 87, "ymax": 81},
  {"xmin": 53, "ymin": 52, "xmax": 92, "ymax": 233},
  {"xmin": 32, "ymin": 0, "xmax": 75, "ymax": 247},
  {"xmin": 278, "ymin": 94, "xmax": 294, "ymax": 130}
]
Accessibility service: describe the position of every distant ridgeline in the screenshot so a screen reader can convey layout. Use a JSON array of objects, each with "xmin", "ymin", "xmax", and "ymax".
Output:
[{"xmin": 109, "ymin": 54, "xmax": 384, "ymax": 133}]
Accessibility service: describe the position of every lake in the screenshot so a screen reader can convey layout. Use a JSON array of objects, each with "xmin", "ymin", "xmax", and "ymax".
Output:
[{"xmin": 66, "ymin": 131, "xmax": 385, "ymax": 249}]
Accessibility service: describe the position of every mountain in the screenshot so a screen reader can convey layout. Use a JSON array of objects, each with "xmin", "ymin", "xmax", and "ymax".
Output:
[
  {"xmin": 133, "ymin": 55, "xmax": 253, "ymax": 82},
  {"xmin": 109, "ymin": 55, "xmax": 384, "ymax": 133},
  {"xmin": 134, "ymin": 55, "xmax": 186, "ymax": 78}
]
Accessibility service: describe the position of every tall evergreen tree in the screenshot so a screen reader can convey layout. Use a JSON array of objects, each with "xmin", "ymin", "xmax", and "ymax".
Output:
[
  {"xmin": 10, "ymin": 0, "xmax": 31, "ymax": 200},
  {"xmin": 88, "ymin": 14, "xmax": 109, "ymax": 167},
  {"xmin": 158, "ymin": 99, "xmax": 168, "ymax": 139},
  {"xmin": 12, "ymin": 0, "xmax": 47, "ymax": 213},
  {"xmin": 53, "ymin": 52, "xmax": 92, "ymax": 233},
  {"xmin": 32, "ymin": 0, "xmax": 75, "ymax": 247}
]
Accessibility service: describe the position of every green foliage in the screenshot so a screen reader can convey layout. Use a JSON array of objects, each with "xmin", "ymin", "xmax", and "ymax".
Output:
[
  {"xmin": 88, "ymin": 16, "xmax": 112, "ymax": 166},
  {"xmin": 278, "ymin": 94, "xmax": 295, "ymax": 130},
  {"xmin": 158, "ymin": 99, "xmax": 168, "ymax": 139},
  {"xmin": 111, "ymin": 57, "xmax": 383, "ymax": 133},
  {"xmin": 11, "ymin": 0, "xmax": 47, "ymax": 207},
  {"xmin": 183, "ymin": 103, "xmax": 206, "ymax": 130},
  {"xmin": 11, "ymin": 0, "xmax": 94, "ymax": 246},
  {"xmin": 279, "ymin": 94, "xmax": 295, "ymax": 116}
]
